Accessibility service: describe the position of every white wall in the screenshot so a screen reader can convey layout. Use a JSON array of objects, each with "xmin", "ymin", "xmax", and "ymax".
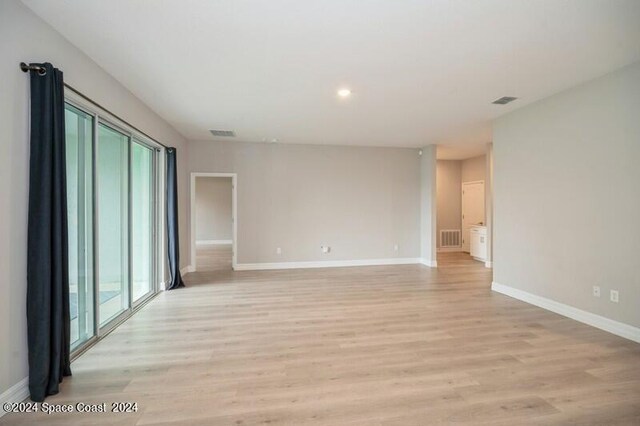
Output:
[
  {"xmin": 461, "ymin": 154, "xmax": 486, "ymax": 183},
  {"xmin": 0, "ymin": 0, "xmax": 189, "ymax": 399},
  {"xmin": 188, "ymin": 140, "xmax": 422, "ymax": 264},
  {"xmin": 493, "ymin": 61, "xmax": 640, "ymax": 328},
  {"xmin": 420, "ymin": 145, "xmax": 438, "ymax": 265},
  {"xmin": 436, "ymin": 160, "xmax": 462, "ymax": 248},
  {"xmin": 195, "ymin": 177, "xmax": 233, "ymax": 242},
  {"xmin": 485, "ymin": 144, "xmax": 494, "ymax": 265}
]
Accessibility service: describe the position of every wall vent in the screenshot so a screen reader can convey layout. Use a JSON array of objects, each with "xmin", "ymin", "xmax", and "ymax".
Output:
[
  {"xmin": 492, "ymin": 96, "xmax": 518, "ymax": 105},
  {"xmin": 440, "ymin": 229, "xmax": 461, "ymax": 248},
  {"xmin": 210, "ymin": 129, "xmax": 236, "ymax": 137}
]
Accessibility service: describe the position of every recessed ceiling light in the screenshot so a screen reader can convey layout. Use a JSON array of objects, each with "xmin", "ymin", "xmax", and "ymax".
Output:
[{"xmin": 337, "ymin": 88, "xmax": 352, "ymax": 98}]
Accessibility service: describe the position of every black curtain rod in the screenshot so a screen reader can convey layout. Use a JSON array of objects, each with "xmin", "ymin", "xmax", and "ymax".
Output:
[
  {"xmin": 20, "ymin": 62, "xmax": 170, "ymax": 151},
  {"xmin": 20, "ymin": 62, "xmax": 47, "ymax": 75}
]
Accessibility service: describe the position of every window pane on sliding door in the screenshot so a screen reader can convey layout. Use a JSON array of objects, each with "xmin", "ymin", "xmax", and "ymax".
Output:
[
  {"xmin": 132, "ymin": 141, "xmax": 154, "ymax": 302},
  {"xmin": 65, "ymin": 104, "xmax": 95, "ymax": 349},
  {"xmin": 97, "ymin": 123, "xmax": 130, "ymax": 326}
]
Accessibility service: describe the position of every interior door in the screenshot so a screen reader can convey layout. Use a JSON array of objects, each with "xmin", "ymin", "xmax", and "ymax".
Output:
[{"xmin": 462, "ymin": 181, "xmax": 485, "ymax": 252}]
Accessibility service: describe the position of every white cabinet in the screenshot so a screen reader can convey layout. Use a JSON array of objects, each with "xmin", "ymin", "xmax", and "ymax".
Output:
[{"xmin": 470, "ymin": 226, "xmax": 487, "ymax": 262}]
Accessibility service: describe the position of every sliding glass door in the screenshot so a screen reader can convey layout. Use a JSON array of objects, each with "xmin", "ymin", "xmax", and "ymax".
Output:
[
  {"xmin": 64, "ymin": 97, "xmax": 161, "ymax": 351},
  {"xmin": 65, "ymin": 104, "xmax": 95, "ymax": 350},
  {"xmin": 97, "ymin": 123, "xmax": 130, "ymax": 326},
  {"xmin": 131, "ymin": 141, "xmax": 155, "ymax": 303}
]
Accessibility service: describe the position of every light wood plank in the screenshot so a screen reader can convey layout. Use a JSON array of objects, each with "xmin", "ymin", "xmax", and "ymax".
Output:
[{"xmin": 2, "ymin": 252, "xmax": 639, "ymax": 425}]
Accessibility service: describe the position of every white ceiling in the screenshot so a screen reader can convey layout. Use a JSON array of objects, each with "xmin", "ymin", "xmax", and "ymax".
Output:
[{"xmin": 24, "ymin": 0, "xmax": 640, "ymax": 158}]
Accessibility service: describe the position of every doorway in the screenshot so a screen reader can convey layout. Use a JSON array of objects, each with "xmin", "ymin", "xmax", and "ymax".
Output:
[
  {"xmin": 461, "ymin": 181, "xmax": 485, "ymax": 253},
  {"xmin": 190, "ymin": 173, "xmax": 237, "ymax": 272}
]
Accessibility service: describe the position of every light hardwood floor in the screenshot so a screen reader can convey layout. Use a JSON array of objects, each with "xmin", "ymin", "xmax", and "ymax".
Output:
[
  {"xmin": 2, "ymin": 253, "xmax": 639, "ymax": 425},
  {"xmin": 195, "ymin": 244, "xmax": 233, "ymax": 272}
]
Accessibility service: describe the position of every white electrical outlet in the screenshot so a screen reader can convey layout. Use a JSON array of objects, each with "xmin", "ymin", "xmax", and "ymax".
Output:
[
  {"xmin": 592, "ymin": 286, "xmax": 600, "ymax": 297},
  {"xmin": 394, "ymin": 244, "xmax": 399, "ymax": 252},
  {"xmin": 276, "ymin": 247, "xmax": 282, "ymax": 255},
  {"xmin": 610, "ymin": 290, "xmax": 619, "ymax": 303},
  {"xmin": 321, "ymin": 246, "xmax": 331, "ymax": 254}
]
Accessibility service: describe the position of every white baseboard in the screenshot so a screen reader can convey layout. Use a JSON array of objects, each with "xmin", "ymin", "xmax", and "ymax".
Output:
[
  {"xmin": 196, "ymin": 240, "xmax": 232, "ymax": 245},
  {"xmin": 235, "ymin": 257, "xmax": 422, "ymax": 271},
  {"xmin": 180, "ymin": 265, "xmax": 194, "ymax": 275},
  {"xmin": 437, "ymin": 247, "xmax": 463, "ymax": 252},
  {"xmin": 0, "ymin": 377, "xmax": 29, "ymax": 418},
  {"xmin": 485, "ymin": 261, "xmax": 493, "ymax": 268},
  {"xmin": 420, "ymin": 258, "xmax": 438, "ymax": 268},
  {"xmin": 491, "ymin": 282, "xmax": 640, "ymax": 344}
]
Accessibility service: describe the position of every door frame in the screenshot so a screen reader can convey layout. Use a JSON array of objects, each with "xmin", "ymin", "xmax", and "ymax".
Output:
[
  {"xmin": 461, "ymin": 180, "xmax": 485, "ymax": 252},
  {"xmin": 190, "ymin": 172, "xmax": 238, "ymax": 272}
]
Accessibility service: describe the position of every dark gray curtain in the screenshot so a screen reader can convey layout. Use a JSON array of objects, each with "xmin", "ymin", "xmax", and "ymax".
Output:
[
  {"xmin": 26, "ymin": 62, "xmax": 72, "ymax": 402},
  {"xmin": 166, "ymin": 148, "xmax": 185, "ymax": 290}
]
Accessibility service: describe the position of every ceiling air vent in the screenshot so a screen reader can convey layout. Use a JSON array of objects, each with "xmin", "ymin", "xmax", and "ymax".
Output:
[
  {"xmin": 492, "ymin": 96, "xmax": 518, "ymax": 105},
  {"xmin": 210, "ymin": 129, "xmax": 236, "ymax": 137}
]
